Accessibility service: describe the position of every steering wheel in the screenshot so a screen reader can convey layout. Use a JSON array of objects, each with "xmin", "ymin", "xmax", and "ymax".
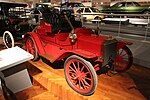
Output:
[{"xmin": 3, "ymin": 31, "xmax": 14, "ymax": 48}]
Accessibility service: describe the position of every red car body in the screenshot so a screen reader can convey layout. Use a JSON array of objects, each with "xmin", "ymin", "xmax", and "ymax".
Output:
[{"xmin": 24, "ymin": 10, "xmax": 133, "ymax": 95}]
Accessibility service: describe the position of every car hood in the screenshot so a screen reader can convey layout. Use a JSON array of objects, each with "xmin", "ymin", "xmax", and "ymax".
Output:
[{"xmin": 77, "ymin": 34, "xmax": 106, "ymax": 56}]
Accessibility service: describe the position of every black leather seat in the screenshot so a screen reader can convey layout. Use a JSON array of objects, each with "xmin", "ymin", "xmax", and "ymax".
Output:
[{"xmin": 42, "ymin": 9, "xmax": 81, "ymax": 34}]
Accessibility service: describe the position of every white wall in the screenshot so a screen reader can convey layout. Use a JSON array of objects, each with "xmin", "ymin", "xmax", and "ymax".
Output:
[
  {"xmin": 125, "ymin": 0, "xmax": 150, "ymax": 1},
  {"xmin": 1, "ymin": 0, "xmax": 26, "ymax": 3},
  {"xmin": 82, "ymin": 2, "xmax": 92, "ymax": 7}
]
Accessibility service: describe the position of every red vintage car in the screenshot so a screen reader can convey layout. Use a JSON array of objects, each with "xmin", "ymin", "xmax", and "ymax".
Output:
[{"xmin": 24, "ymin": 10, "xmax": 133, "ymax": 96}]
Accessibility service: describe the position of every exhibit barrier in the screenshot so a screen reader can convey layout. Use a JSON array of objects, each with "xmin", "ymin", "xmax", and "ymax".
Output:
[
  {"xmin": 30, "ymin": 12, "xmax": 150, "ymax": 44},
  {"xmin": 74, "ymin": 13, "xmax": 150, "ymax": 43}
]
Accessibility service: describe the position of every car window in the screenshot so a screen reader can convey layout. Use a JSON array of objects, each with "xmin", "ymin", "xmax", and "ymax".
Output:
[
  {"xmin": 133, "ymin": 2, "xmax": 140, "ymax": 6},
  {"xmin": 77, "ymin": 8, "xmax": 83, "ymax": 13},
  {"xmin": 0, "ymin": 11, "xmax": 4, "ymax": 19},
  {"xmin": 90, "ymin": 8, "xmax": 100, "ymax": 13},
  {"xmin": 61, "ymin": 3, "xmax": 67, "ymax": 8},
  {"xmin": 77, "ymin": 3, "xmax": 84, "ymax": 7},
  {"xmin": 85, "ymin": 8, "xmax": 91, "ymax": 13},
  {"xmin": 126, "ymin": 2, "xmax": 134, "ymax": 7},
  {"xmin": 74, "ymin": 4, "xmax": 79, "ymax": 7},
  {"xmin": 8, "ymin": 7, "xmax": 26, "ymax": 17},
  {"xmin": 68, "ymin": 3, "xmax": 72, "ymax": 7},
  {"xmin": 113, "ymin": 2, "xmax": 125, "ymax": 7},
  {"xmin": 62, "ymin": 5, "xmax": 67, "ymax": 8},
  {"xmin": 61, "ymin": 3, "xmax": 84, "ymax": 8}
]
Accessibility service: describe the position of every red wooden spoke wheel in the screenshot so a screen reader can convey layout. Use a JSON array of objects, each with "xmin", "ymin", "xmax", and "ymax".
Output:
[
  {"xmin": 115, "ymin": 46, "xmax": 133, "ymax": 72},
  {"xmin": 25, "ymin": 36, "xmax": 39, "ymax": 61},
  {"xmin": 64, "ymin": 55, "xmax": 98, "ymax": 96}
]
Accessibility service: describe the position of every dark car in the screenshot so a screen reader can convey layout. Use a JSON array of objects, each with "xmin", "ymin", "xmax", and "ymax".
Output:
[
  {"xmin": 99, "ymin": 1, "xmax": 150, "ymax": 14},
  {"xmin": 0, "ymin": 1, "xmax": 30, "ymax": 48},
  {"xmin": 60, "ymin": 2, "xmax": 84, "ymax": 12}
]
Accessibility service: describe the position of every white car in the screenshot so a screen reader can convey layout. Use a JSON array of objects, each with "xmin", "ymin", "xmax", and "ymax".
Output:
[{"xmin": 74, "ymin": 7, "xmax": 105, "ymax": 21}]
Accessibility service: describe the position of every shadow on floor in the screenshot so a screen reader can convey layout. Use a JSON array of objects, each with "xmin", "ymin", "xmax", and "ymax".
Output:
[{"xmin": 127, "ymin": 65, "xmax": 150, "ymax": 100}]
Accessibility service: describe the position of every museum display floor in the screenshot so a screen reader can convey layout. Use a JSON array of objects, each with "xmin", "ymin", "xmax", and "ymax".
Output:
[{"xmin": 0, "ymin": 45, "xmax": 150, "ymax": 100}]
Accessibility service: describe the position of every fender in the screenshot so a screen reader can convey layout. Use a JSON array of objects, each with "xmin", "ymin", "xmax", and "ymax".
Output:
[
  {"xmin": 24, "ymin": 32, "xmax": 46, "ymax": 54},
  {"xmin": 117, "ymin": 40, "xmax": 132, "ymax": 49},
  {"xmin": 52, "ymin": 49, "xmax": 98, "ymax": 63}
]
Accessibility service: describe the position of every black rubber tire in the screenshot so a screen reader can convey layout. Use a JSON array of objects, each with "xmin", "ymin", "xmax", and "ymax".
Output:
[
  {"xmin": 25, "ymin": 36, "xmax": 40, "ymax": 61},
  {"xmin": 143, "ymin": 11, "xmax": 150, "ymax": 18},
  {"xmin": 92, "ymin": 16, "xmax": 101, "ymax": 24},
  {"xmin": 115, "ymin": 46, "xmax": 133, "ymax": 72},
  {"xmin": 64, "ymin": 55, "xmax": 98, "ymax": 96},
  {"xmin": 144, "ymin": 11, "xmax": 150, "ymax": 14}
]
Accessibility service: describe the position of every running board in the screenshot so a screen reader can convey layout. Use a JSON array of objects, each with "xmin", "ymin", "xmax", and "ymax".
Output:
[{"xmin": 40, "ymin": 54, "xmax": 54, "ymax": 62}]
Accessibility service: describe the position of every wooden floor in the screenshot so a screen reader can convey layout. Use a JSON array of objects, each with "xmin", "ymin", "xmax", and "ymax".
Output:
[
  {"xmin": 16, "ymin": 61, "xmax": 150, "ymax": 100},
  {"xmin": 0, "ymin": 45, "xmax": 150, "ymax": 100}
]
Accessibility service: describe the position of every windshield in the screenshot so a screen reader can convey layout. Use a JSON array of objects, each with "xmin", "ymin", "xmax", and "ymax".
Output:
[
  {"xmin": 76, "ymin": 3, "xmax": 84, "ymax": 7},
  {"xmin": 0, "ymin": 2, "xmax": 27, "ymax": 18},
  {"xmin": 112, "ymin": 2, "xmax": 141, "ymax": 8},
  {"xmin": 8, "ymin": 7, "xmax": 26, "ymax": 18},
  {"xmin": 112, "ymin": 2, "xmax": 125, "ymax": 8},
  {"xmin": 90, "ymin": 8, "xmax": 100, "ymax": 13},
  {"xmin": 62, "ymin": 2, "xmax": 84, "ymax": 8}
]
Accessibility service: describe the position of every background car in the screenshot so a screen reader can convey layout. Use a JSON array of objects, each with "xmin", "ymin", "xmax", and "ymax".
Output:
[
  {"xmin": 0, "ymin": 1, "xmax": 31, "ymax": 48},
  {"xmin": 0, "ymin": 1, "xmax": 30, "ymax": 36},
  {"xmin": 99, "ymin": 1, "xmax": 150, "ymax": 14},
  {"xmin": 74, "ymin": 7, "xmax": 105, "ymax": 21},
  {"xmin": 60, "ymin": 2, "xmax": 84, "ymax": 12}
]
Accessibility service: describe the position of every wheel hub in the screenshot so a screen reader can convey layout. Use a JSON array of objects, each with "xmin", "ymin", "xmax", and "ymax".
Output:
[
  {"xmin": 117, "ymin": 55, "xmax": 123, "ymax": 62},
  {"xmin": 75, "ymin": 71, "xmax": 86, "ymax": 81}
]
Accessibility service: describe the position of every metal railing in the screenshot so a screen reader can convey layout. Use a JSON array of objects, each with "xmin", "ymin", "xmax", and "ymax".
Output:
[{"xmin": 75, "ymin": 13, "xmax": 150, "ymax": 43}]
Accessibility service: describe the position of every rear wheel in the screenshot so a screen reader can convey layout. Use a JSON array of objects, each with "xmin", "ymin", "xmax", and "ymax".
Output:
[
  {"xmin": 143, "ymin": 11, "xmax": 150, "ymax": 18},
  {"xmin": 64, "ymin": 55, "xmax": 98, "ymax": 96},
  {"xmin": 25, "ymin": 36, "xmax": 39, "ymax": 61},
  {"xmin": 92, "ymin": 16, "xmax": 101, "ymax": 24},
  {"xmin": 3, "ymin": 31, "xmax": 14, "ymax": 48},
  {"xmin": 114, "ymin": 46, "xmax": 133, "ymax": 72}
]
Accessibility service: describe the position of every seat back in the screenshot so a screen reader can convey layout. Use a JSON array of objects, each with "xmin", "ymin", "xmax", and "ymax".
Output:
[
  {"xmin": 42, "ymin": 9, "xmax": 82, "ymax": 34},
  {"xmin": 42, "ymin": 9, "xmax": 60, "ymax": 33},
  {"xmin": 60, "ymin": 10, "xmax": 82, "ymax": 31}
]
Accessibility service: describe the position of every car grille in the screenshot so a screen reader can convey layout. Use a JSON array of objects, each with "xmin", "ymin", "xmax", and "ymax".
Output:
[{"xmin": 102, "ymin": 38, "xmax": 118, "ymax": 66}]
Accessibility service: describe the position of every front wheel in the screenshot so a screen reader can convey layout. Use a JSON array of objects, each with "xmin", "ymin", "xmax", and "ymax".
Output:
[
  {"xmin": 64, "ymin": 55, "xmax": 98, "ymax": 96},
  {"xmin": 3, "ymin": 31, "xmax": 14, "ymax": 48},
  {"xmin": 114, "ymin": 46, "xmax": 133, "ymax": 72},
  {"xmin": 25, "ymin": 36, "xmax": 40, "ymax": 61}
]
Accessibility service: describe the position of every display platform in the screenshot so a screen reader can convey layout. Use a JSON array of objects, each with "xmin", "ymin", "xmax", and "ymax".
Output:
[
  {"xmin": 0, "ymin": 46, "xmax": 33, "ymax": 70},
  {"xmin": 102, "ymin": 18, "xmax": 148, "ymax": 25},
  {"xmin": 0, "ymin": 46, "xmax": 33, "ymax": 93},
  {"xmin": 14, "ymin": 60, "xmax": 148, "ymax": 100}
]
